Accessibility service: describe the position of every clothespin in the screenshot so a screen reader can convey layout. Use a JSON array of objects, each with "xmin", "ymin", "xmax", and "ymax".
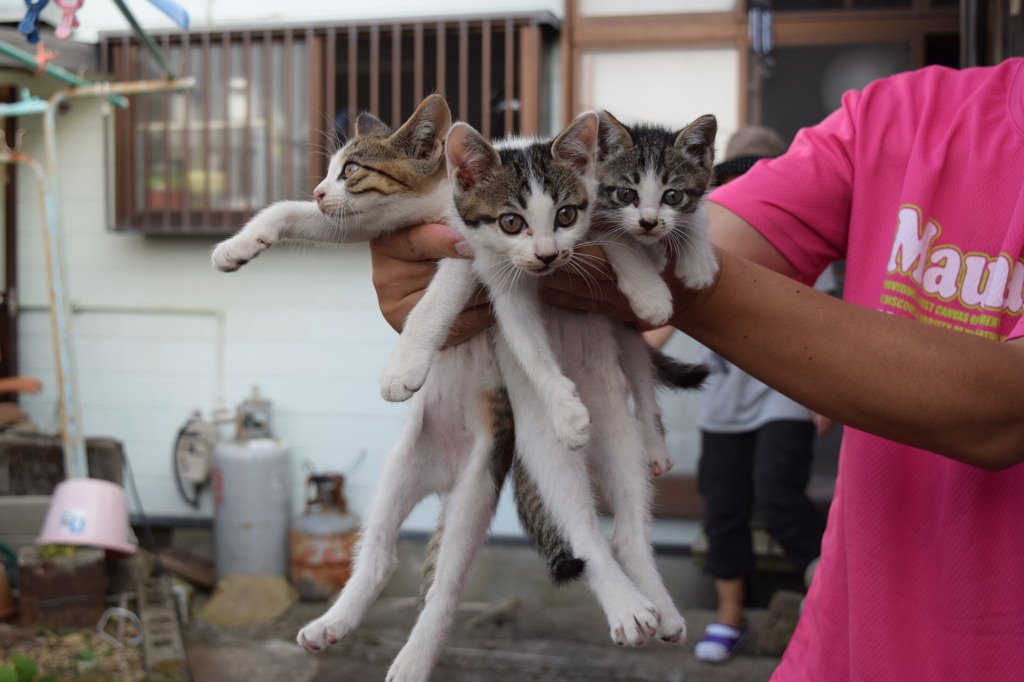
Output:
[
  {"xmin": 54, "ymin": 0, "xmax": 84, "ymax": 41},
  {"xmin": 35, "ymin": 41, "xmax": 60, "ymax": 75},
  {"xmin": 19, "ymin": 0, "xmax": 50, "ymax": 45}
]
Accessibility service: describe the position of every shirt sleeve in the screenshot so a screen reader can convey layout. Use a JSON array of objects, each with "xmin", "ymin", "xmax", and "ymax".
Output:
[
  {"xmin": 709, "ymin": 89, "xmax": 863, "ymax": 284},
  {"xmin": 1008, "ymin": 316, "xmax": 1024, "ymax": 341}
]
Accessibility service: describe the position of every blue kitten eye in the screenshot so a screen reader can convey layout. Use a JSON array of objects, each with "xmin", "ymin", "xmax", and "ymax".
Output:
[
  {"xmin": 555, "ymin": 206, "xmax": 577, "ymax": 228},
  {"xmin": 662, "ymin": 189, "xmax": 683, "ymax": 206},
  {"xmin": 616, "ymin": 188, "xmax": 637, "ymax": 204},
  {"xmin": 341, "ymin": 162, "xmax": 360, "ymax": 180},
  {"xmin": 499, "ymin": 213, "xmax": 526, "ymax": 234}
]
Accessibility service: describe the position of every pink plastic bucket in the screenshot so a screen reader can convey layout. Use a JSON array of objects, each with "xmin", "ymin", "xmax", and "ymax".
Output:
[{"xmin": 35, "ymin": 478, "xmax": 136, "ymax": 554}]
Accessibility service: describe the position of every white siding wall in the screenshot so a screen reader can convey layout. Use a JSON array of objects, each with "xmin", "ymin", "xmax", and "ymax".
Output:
[{"xmin": 9, "ymin": 81, "xmax": 526, "ymax": 535}]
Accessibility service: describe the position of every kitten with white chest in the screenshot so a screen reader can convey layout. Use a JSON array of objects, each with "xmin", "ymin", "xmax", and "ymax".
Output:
[
  {"xmin": 432, "ymin": 117, "xmax": 689, "ymax": 645},
  {"xmin": 215, "ymin": 96, "xmax": 513, "ymax": 682},
  {"xmin": 596, "ymin": 111, "xmax": 719, "ymax": 477}
]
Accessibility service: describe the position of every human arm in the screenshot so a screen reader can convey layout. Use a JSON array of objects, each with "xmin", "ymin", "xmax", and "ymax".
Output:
[{"xmin": 664, "ymin": 242, "xmax": 1024, "ymax": 472}]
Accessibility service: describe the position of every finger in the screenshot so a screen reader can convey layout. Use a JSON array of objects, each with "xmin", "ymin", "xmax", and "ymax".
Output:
[
  {"xmin": 371, "ymin": 223, "xmax": 473, "ymax": 261},
  {"xmin": 443, "ymin": 304, "xmax": 495, "ymax": 348}
]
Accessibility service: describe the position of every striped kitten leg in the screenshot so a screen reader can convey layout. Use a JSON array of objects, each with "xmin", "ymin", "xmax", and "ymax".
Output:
[
  {"xmin": 386, "ymin": 393, "xmax": 512, "ymax": 682},
  {"xmin": 488, "ymin": 279, "xmax": 591, "ymax": 451},
  {"xmin": 297, "ymin": 393, "xmax": 435, "ymax": 651},
  {"xmin": 613, "ymin": 324, "xmax": 674, "ymax": 476},
  {"xmin": 497, "ymin": 337, "xmax": 659, "ymax": 647}
]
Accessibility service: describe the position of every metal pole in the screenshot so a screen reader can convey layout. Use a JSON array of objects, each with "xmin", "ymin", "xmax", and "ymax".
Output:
[
  {"xmin": 0, "ymin": 39, "xmax": 129, "ymax": 109},
  {"xmin": 109, "ymin": 0, "xmax": 179, "ymax": 79},
  {"xmin": 0, "ymin": 78, "xmax": 194, "ymax": 478}
]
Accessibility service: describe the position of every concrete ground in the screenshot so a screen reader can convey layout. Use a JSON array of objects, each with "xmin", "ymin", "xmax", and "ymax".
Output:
[
  {"xmin": 184, "ymin": 599, "xmax": 780, "ymax": 682},
  {"xmin": 182, "ymin": 539, "xmax": 792, "ymax": 682}
]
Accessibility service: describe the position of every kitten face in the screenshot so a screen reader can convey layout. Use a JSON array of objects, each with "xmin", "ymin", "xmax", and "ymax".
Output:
[
  {"xmin": 313, "ymin": 94, "xmax": 452, "ymax": 226},
  {"xmin": 594, "ymin": 112, "xmax": 717, "ymax": 246},
  {"xmin": 445, "ymin": 113, "xmax": 599, "ymax": 277}
]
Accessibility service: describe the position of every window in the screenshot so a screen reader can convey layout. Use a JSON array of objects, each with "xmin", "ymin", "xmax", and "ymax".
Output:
[{"xmin": 101, "ymin": 13, "xmax": 558, "ymax": 235}]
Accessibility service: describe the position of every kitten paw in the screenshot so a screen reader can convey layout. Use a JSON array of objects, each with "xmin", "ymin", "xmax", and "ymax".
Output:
[
  {"xmin": 386, "ymin": 643, "xmax": 432, "ymax": 682},
  {"xmin": 379, "ymin": 352, "xmax": 431, "ymax": 403},
  {"xmin": 212, "ymin": 231, "xmax": 276, "ymax": 272},
  {"xmin": 649, "ymin": 453, "xmax": 674, "ymax": 477},
  {"xmin": 608, "ymin": 599, "xmax": 660, "ymax": 647},
  {"xmin": 296, "ymin": 614, "xmax": 358, "ymax": 652},
  {"xmin": 656, "ymin": 607, "xmax": 687, "ymax": 643},
  {"xmin": 630, "ymin": 295, "xmax": 674, "ymax": 327},
  {"xmin": 675, "ymin": 257, "xmax": 719, "ymax": 291},
  {"xmin": 553, "ymin": 395, "xmax": 591, "ymax": 451}
]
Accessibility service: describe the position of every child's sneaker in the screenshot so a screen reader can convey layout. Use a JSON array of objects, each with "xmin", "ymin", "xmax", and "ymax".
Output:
[{"xmin": 694, "ymin": 623, "xmax": 746, "ymax": 663}]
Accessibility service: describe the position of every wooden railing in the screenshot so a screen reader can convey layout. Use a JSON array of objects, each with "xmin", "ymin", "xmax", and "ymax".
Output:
[{"xmin": 101, "ymin": 12, "xmax": 558, "ymax": 235}]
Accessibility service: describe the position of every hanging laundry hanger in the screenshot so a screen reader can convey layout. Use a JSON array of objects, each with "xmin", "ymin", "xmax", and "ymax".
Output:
[
  {"xmin": 146, "ymin": 0, "xmax": 189, "ymax": 31},
  {"xmin": 54, "ymin": 0, "xmax": 84, "ymax": 40}
]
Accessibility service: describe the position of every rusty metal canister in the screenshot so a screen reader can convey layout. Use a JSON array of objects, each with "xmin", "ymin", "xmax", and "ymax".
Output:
[{"xmin": 290, "ymin": 473, "xmax": 359, "ymax": 600}]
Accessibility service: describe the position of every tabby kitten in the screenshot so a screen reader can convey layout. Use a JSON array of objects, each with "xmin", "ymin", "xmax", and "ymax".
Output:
[
  {"xmin": 437, "ymin": 118, "xmax": 688, "ymax": 645},
  {"xmin": 215, "ymin": 96, "xmax": 515, "ymax": 682},
  {"xmin": 594, "ymin": 111, "xmax": 718, "ymax": 480}
]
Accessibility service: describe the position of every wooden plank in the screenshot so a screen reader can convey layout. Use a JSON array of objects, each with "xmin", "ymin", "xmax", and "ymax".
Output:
[
  {"xmin": 203, "ymin": 32, "xmax": 212, "ymax": 225},
  {"xmin": 459, "ymin": 20, "xmax": 469, "ymax": 122},
  {"xmin": 243, "ymin": 31, "xmax": 252, "ymax": 212},
  {"xmin": 517, "ymin": 22, "xmax": 540, "ymax": 135},
  {"xmin": 504, "ymin": 19, "xmax": 514, "ymax": 134},
  {"xmin": 223, "ymin": 31, "xmax": 233, "ymax": 229},
  {"xmin": 264, "ymin": 29, "xmax": 273, "ymax": 204},
  {"xmin": 481, "ymin": 19, "xmax": 491, "ymax": 138},
  {"xmin": 285, "ymin": 28, "xmax": 294, "ymax": 200},
  {"xmin": 326, "ymin": 26, "xmax": 336, "ymax": 146},
  {"xmin": 573, "ymin": 14, "xmax": 746, "ymax": 49},
  {"xmin": 162, "ymin": 34, "xmax": 171, "ymax": 232},
  {"xmin": 309, "ymin": 29, "xmax": 325, "ymax": 192},
  {"xmin": 348, "ymin": 26, "xmax": 358, "ymax": 135},
  {"xmin": 392, "ymin": 23, "xmax": 402, "ymax": 126},
  {"xmin": 414, "ymin": 23, "xmax": 424, "ymax": 104},
  {"xmin": 181, "ymin": 37, "xmax": 191, "ymax": 232},
  {"xmin": 436, "ymin": 21, "xmax": 446, "ymax": 95},
  {"xmin": 370, "ymin": 24, "xmax": 380, "ymax": 116},
  {"xmin": 562, "ymin": 0, "xmax": 575, "ymax": 125},
  {"xmin": 157, "ymin": 547, "xmax": 216, "ymax": 588},
  {"xmin": 19, "ymin": 546, "xmax": 105, "ymax": 628}
]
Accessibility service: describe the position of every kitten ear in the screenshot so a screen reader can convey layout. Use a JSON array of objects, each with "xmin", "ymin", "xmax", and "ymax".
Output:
[
  {"xmin": 355, "ymin": 112, "xmax": 391, "ymax": 137},
  {"xmin": 552, "ymin": 111, "xmax": 599, "ymax": 174},
  {"xmin": 674, "ymin": 114, "xmax": 717, "ymax": 168},
  {"xmin": 445, "ymin": 122, "xmax": 500, "ymax": 192},
  {"xmin": 596, "ymin": 110, "xmax": 633, "ymax": 160},
  {"xmin": 392, "ymin": 94, "xmax": 452, "ymax": 160}
]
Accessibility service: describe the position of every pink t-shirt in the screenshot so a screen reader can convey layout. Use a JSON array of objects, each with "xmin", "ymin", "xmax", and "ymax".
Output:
[{"xmin": 710, "ymin": 60, "xmax": 1024, "ymax": 681}]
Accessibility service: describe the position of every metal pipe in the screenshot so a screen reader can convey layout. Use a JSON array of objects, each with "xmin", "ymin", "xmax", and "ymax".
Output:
[
  {"xmin": 109, "ymin": 0, "xmax": 178, "ymax": 79},
  {"xmin": 19, "ymin": 303, "xmax": 228, "ymax": 411},
  {"xmin": 0, "ymin": 38, "xmax": 129, "ymax": 108}
]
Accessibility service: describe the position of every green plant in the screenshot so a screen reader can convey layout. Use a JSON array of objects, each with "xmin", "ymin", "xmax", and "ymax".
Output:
[{"xmin": 0, "ymin": 655, "xmax": 56, "ymax": 682}]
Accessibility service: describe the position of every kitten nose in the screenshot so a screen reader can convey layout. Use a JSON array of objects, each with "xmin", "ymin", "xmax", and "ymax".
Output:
[
  {"xmin": 314, "ymin": 190, "xmax": 325, "ymax": 203},
  {"xmin": 537, "ymin": 253, "xmax": 557, "ymax": 265},
  {"xmin": 639, "ymin": 219, "xmax": 658, "ymax": 231}
]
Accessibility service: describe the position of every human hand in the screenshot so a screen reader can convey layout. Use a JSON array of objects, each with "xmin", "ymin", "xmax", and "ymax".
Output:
[
  {"xmin": 536, "ymin": 246, "xmax": 645, "ymax": 324},
  {"xmin": 370, "ymin": 223, "xmax": 492, "ymax": 347}
]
